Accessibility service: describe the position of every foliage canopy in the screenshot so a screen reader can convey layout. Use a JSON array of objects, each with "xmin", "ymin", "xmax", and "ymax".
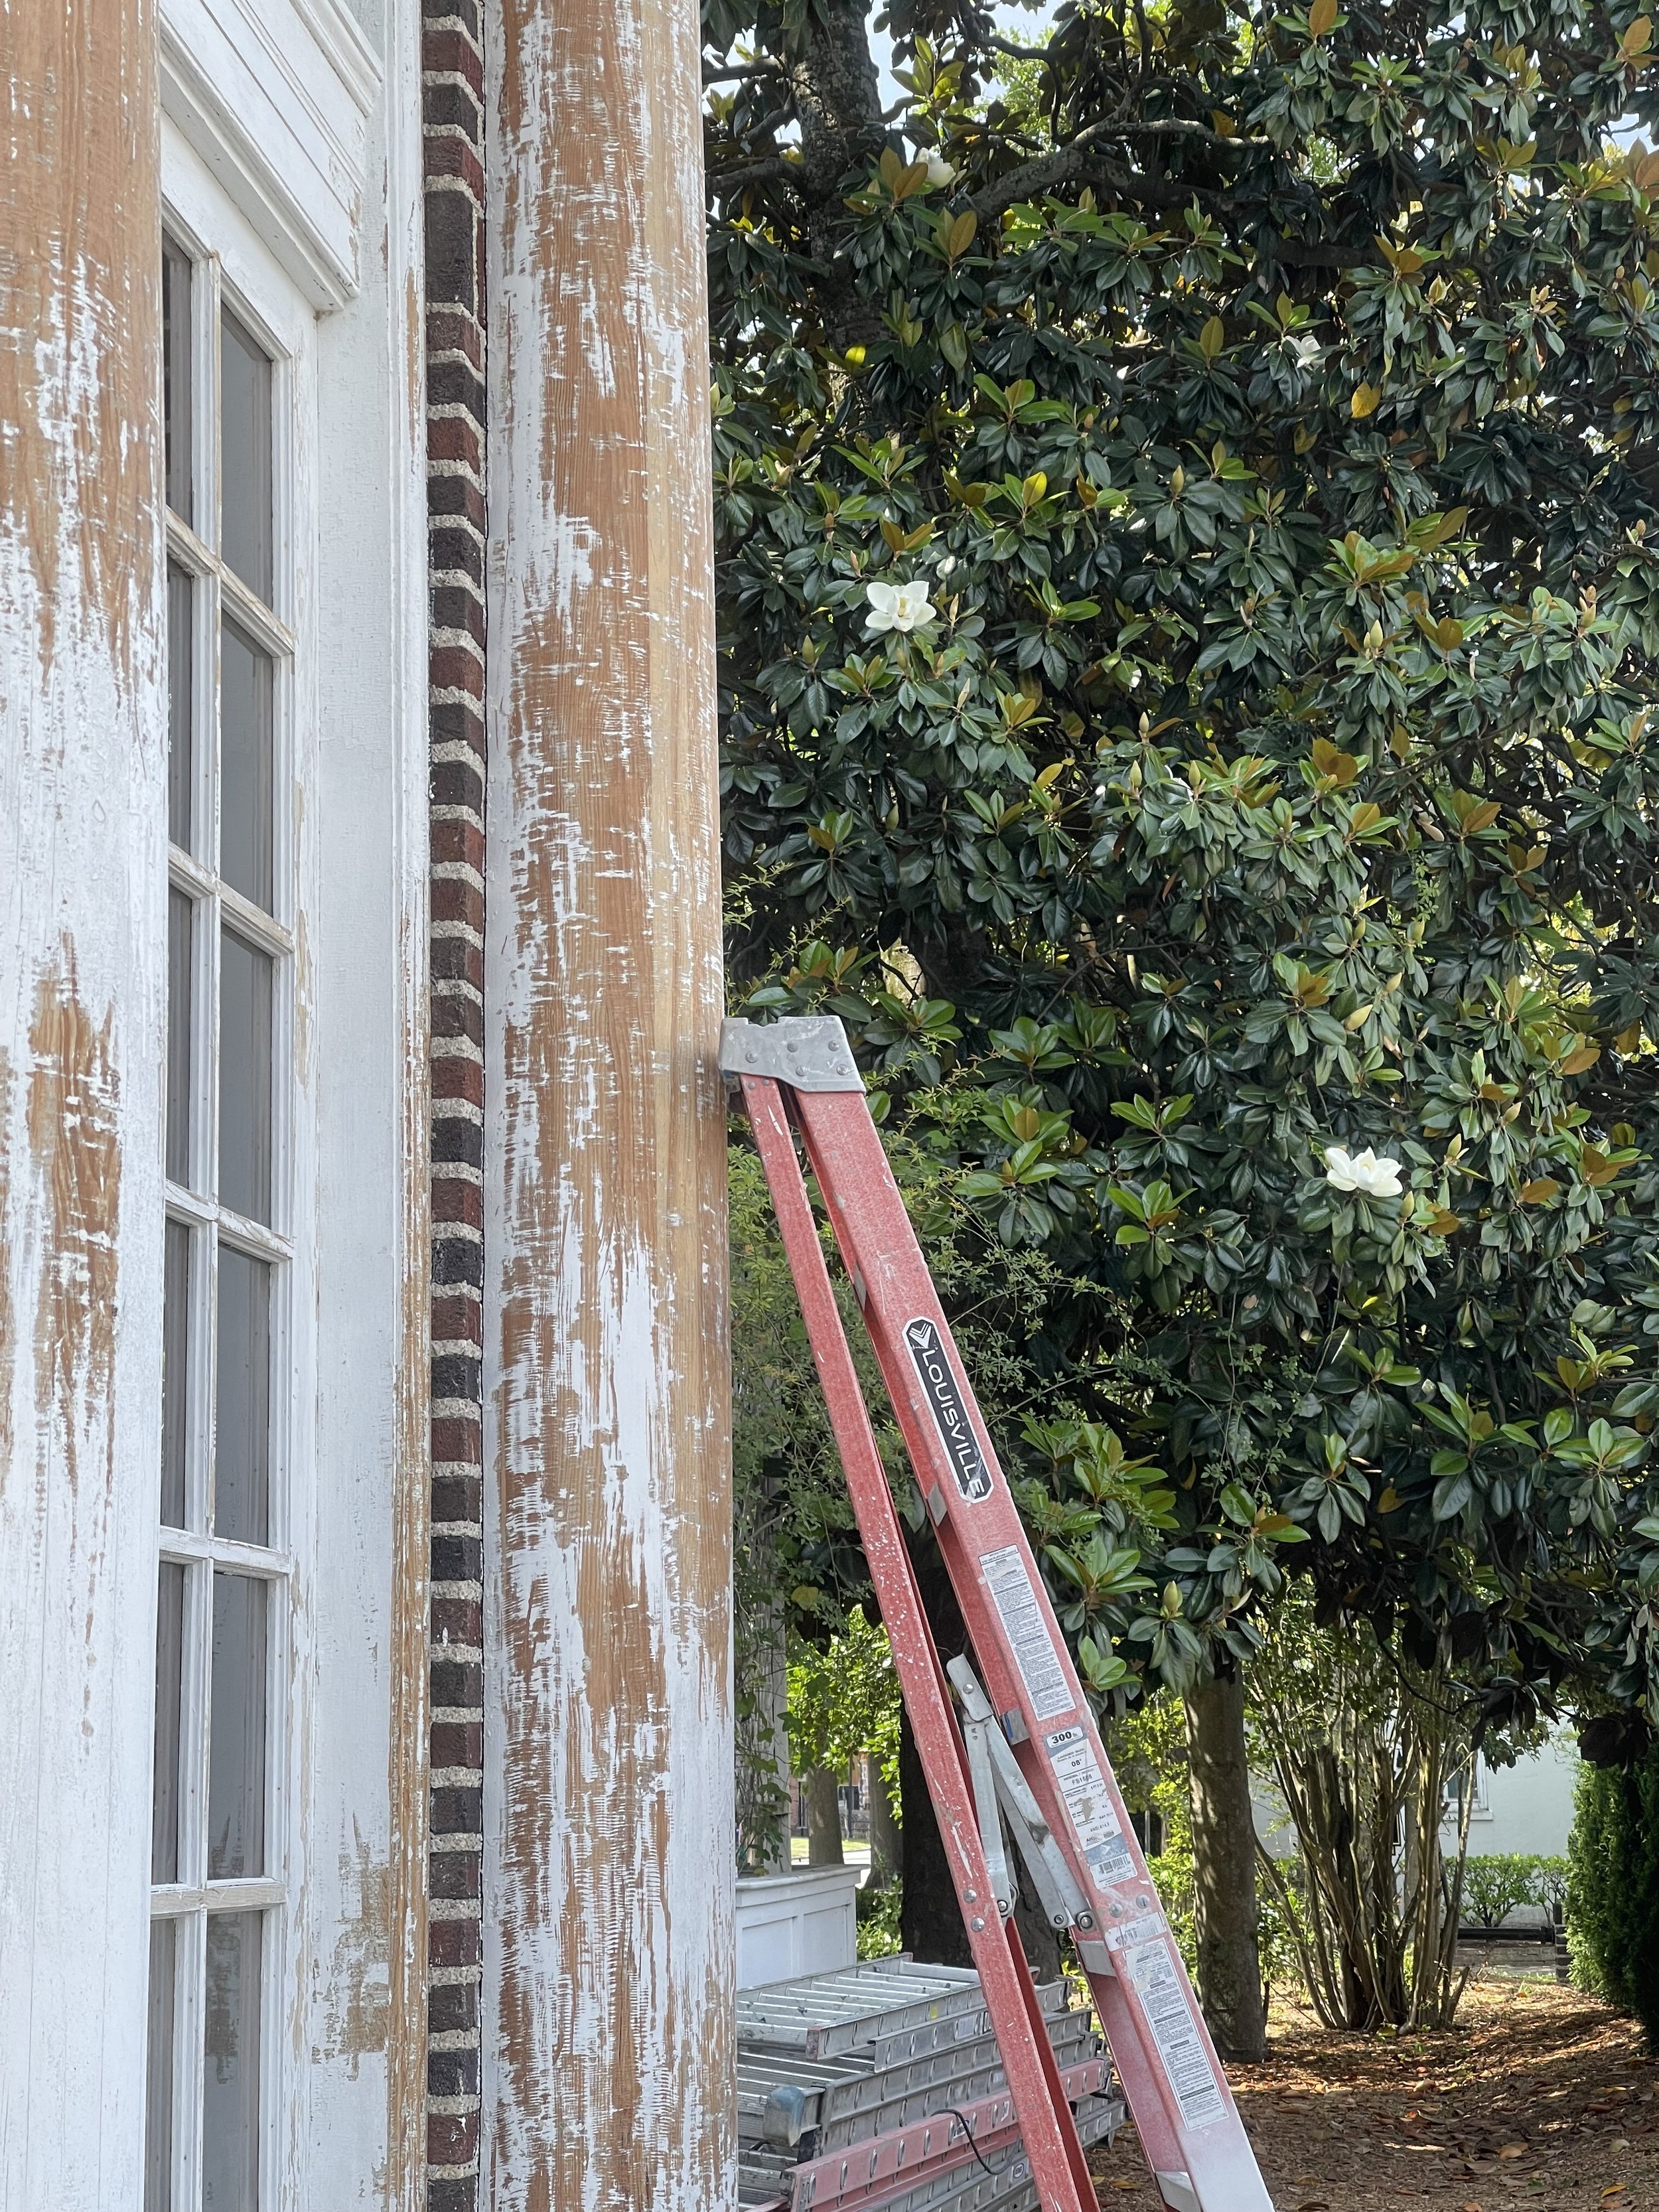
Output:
[{"xmin": 707, "ymin": 0, "xmax": 1659, "ymax": 1736}]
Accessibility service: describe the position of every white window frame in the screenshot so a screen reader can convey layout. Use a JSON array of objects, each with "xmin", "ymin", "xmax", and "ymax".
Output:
[{"xmin": 155, "ymin": 133, "xmax": 320, "ymax": 2212}]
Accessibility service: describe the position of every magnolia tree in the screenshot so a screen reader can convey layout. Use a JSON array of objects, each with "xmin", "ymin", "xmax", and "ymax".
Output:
[{"xmin": 708, "ymin": 0, "xmax": 1659, "ymax": 2043}]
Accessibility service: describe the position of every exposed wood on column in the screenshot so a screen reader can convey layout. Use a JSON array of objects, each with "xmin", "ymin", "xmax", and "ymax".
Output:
[
  {"xmin": 483, "ymin": 0, "xmax": 733, "ymax": 2202},
  {"xmin": 0, "ymin": 0, "xmax": 166, "ymax": 2203}
]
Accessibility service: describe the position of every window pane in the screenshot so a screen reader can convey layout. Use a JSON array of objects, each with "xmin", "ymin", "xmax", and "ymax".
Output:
[
  {"xmin": 218, "ymin": 927, "xmax": 271, "ymax": 1224},
  {"xmin": 220, "ymin": 309, "xmax": 272, "ymax": 603},
  {"xmin": 214, "ymin": 1249, "xmax": 270, "ymax": 1544},
  {"xmin": 209, "ymin": 1572, "xmax": 267, "ymax": 1880},
  {"xmin": 167, "ymin": 891, "xmax": 193, "ymax": 1187},
  {"xmin": 202, "ymin": 1912, "xmax": 261, "ymax": 2212},
  {"xmin": 162, "ymin": 1220, "xmax": 189, "ymax": 1526},
  {"xmin": 152, "ymin": 1561, "xmax": 186, "ymax": 1882},
  {"xmin": 163, "ymin": 238, "xmax": 192, "ymax": 522},
  {"xmin": 145, "ymin": 1915, "xmax": 177, "ymax": 2212},
  {"xmin": 167, "ymin": 562, "xmax": 192, "ymax": 849},
  {"xmin": 220, "ymin": 621, "xmax": 273, "ymax": 912}
]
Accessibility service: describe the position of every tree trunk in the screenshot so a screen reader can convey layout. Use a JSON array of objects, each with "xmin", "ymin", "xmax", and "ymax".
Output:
[
  {"xmin": 1185, "ymin": 1672, "xmax": 1268, "ymax": 2061},
  {"xmin": 900, "ymin": 1539, "xmax": 974, "ymax": 1963},
  {"xmin": 867, "ymin": 1763, "xmax": 902, "ymax": 1890},
  {"xmin": 806, "ymin": 1765, "xmax": 845, "ymax": 1866}
]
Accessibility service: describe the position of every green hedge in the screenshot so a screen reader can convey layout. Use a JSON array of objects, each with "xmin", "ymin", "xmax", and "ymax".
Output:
[{"xmin": 1567, "ymin": 1749, "xmax": 1659, "ymax": 2041}]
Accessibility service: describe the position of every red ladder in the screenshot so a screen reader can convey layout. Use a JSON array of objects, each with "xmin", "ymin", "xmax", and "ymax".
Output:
[{"xmin": 721, "ymin": 1015, "xmax": 1275, "ymax": 2212}]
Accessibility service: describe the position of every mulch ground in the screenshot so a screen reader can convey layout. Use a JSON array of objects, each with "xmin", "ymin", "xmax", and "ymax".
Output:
[{"xmin": 1088, "ymin": 1972, "xmax": 1659, "ymax": 2211}]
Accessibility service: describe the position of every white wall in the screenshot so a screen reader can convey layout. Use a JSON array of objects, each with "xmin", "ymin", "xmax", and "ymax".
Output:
[{"xmin": 1451, "ymin": 1732, "xmax": 1579, "ymax": 1862}]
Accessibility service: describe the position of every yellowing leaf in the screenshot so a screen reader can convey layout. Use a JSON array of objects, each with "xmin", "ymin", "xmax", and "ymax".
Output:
[
  {"xmin": 1351, "ymin": 381, "xmax": 1383, "ymax": 417},
  {"xmin": 1308, "ymin": 0, "xmax": 1338, "ymax": 33},
  {"xmin": 1520, "ymin": 1178, "xmax": 1561, "ymax": 1204},
  {"xmin": 1378, "ymin": 1485, "xmax": 1404, "ymax": 1511},
  {"xmin": 1617, "ymin": 1021, "xmax": 1644, "ymax": 1052},
  {"xmin": 1294, "ymin": 423, "xmax": 1319, "ymax": 454},
  {"xmin": 1561, "ymin": 1043, "xmax": 1601, "ymax": 1074},
  {"xmin": 947, "ymin": 209, "xmax": 978, "ymax": 259},
  {"xmin": 1200, "ymin": 314, "xmax": 1226, "ymax": 359},
  {"xmin": 1634, "ymin": 147, "xmax": 1659, "ymax": 188},
  {"xmin": 1311, "ymin": 737, "xmax": 1360, "ymax": 784},
  {"xmin": 1390, "ymin": 722, "xmax": 1413, "ymax": 759},
  {"xmin": 1624, "ymin": 12, "xmax": 1652, "ymax": 54},
  {"xmin": 1427, "ymin": 1210, "xmax": 1462, "ymax": 1236},
  {"xmin": 1210, "ymin": 109, "xmax": 1238, "ymax": 136}
]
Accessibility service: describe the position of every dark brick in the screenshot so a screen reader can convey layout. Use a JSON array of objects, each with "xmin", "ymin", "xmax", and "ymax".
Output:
[
  {"xmin": 433, "ymin": 1233, "xmax": 485, "ymax": 1289},
  {"xmin": 431, "ymin": 1657, "xmax": 482, "ymax": 1708},
  {"xmin": 431, "ymin": 1718, "xmax": 484, "ymax": 1771},
  {"xmin": 429, "ymin": 1915, "xmax": 481, "ymax": 1968},
  {"xmin": 429, "ymin": 1978, "xmax": 479, "ymax": 2035},
  {"xmin": 432, "ymin": 1471, "xmax": 483, "ymax": 1525},
  {"xmin": 432, "ymin": 1594, "xmax": 484, "ymax": 1647},
  {"xmin": 430, "ymin": 1845, "xmax": 482, "ymax": 1901},
  {"xmin": 432, "ymin": 584, "xmax": 486, "ymax": 646},
  {"xmin": 430, "ymin": 2177, "xmax": 481, "ymax": 2212},
  {"xmin": 431, "ymin": 1112, "xmax": 484, "ymax": 1169},
  {"xmin": 432, "ymin": 1532, "xmax": 483, "ymax": 1585},
  {"xmin": 429, "ymin": 355, "xmax": 486, "ymax": 416},
  {"xmin": 426, "ymin": 471, "xmax": 486, "ymax": 529},
  {"xmin": 432, "ymin": 1785, "xmax": 484, "ymax": 1836},
  {"xmin": 429, "ymin": 755, "xmax": 484, "ymax": 814},
  {"xmin": 429, "ymin": 524, "xmax": 485, "ymax": 588},
  {"xmin": 422, "ymin": 79, "xmax": 482, "ymax": 137},
  {"xmin": 431, "ymin": 1352, "xmax": 482, "ymax": 1402},
  {"xmin": 428, "ymin": 2045, "xmax": 482, "ymax": 2100}
]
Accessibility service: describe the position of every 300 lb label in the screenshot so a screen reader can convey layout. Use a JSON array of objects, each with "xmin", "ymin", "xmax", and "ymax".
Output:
[{"xmin": 904, "ymin": 1317, "xmax": 993, "ymax": 1501}]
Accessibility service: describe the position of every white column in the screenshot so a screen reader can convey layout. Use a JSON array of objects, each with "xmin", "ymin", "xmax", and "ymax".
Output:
[
  {"xmin": 0, "ymin": 2, "xmax": 168, "ymax": 2205},
  {"xmin": 482, "ymin": 0, "xmax": 735, "ymax": 2198}
]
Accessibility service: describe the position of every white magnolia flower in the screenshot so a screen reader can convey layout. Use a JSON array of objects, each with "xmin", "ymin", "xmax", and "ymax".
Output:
[
  {"xmin": 865, "ymin": 579, "xmax": 937, "ymax": 634},
  {"xmin": 926, "ymin": 152, "xmax": 957, "ymax": 187},
  {"xmin": 1323, "ymin": 1144, "xmax": 1404, "ymax": 1199}
]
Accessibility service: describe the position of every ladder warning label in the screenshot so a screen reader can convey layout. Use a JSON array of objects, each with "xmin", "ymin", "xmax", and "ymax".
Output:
[
  {"xmin": 1125, "ymin": 1937, "xmax": 1226, "ymax": 2131},
  {"xmin": 978, "ymin": 1547, "xmax": 1073, "ymax": 1718},
  {"xmin": 905, "ymin": 1318, "xmax": 993, "ymax": 1501},
  {"xmin": 1043, "ymin": 1726, "xmax": 1137, "ymax": 1889}
]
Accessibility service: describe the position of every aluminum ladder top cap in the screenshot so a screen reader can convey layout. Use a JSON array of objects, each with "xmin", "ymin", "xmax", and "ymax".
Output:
[{"xmin": 719, "ymin": 1015, "xmax": 865, "ymax": 1092}]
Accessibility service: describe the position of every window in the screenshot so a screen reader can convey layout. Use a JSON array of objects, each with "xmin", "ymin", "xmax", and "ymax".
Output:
[{"xmin": 149, "ymin": 221, "xmax": 295, "ymax": 2212}]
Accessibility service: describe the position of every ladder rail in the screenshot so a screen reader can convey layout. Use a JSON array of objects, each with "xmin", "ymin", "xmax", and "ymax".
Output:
[{"xmin": 726, "ymin": 1018, "xmax": 1277, "ymax": 2212}]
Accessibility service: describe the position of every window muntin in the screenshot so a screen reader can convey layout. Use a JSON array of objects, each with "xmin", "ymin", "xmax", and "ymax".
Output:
[{"xmin": 149, "ymin": 221, "xmax": 296, "ymax": 2212}]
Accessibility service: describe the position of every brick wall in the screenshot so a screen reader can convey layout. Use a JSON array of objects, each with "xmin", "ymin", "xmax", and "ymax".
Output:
[{"xmin": 423, "ymin": 3, "xmax": 487, "ymax": 2205}]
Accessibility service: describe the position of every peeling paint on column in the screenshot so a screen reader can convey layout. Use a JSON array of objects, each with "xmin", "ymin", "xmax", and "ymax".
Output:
[
  {"xmin": 26, "ymin": 960, "xmax": 121, "ymax": 1489},
  {"xmin": 482, "ymin": 0, "xmax": 735, "ymax": 2198},
  {"xmin": 0, "ymin": 0, "xmax": 167, "ymax": 2201}
]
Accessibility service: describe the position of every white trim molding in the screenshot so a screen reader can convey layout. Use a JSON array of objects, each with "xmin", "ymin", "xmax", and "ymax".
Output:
[{"xmin": 161, "ymin": 0, "xmax": 380, "ymax": 309}]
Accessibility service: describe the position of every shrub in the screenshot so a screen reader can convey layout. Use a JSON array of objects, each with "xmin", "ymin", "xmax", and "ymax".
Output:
[
  {"xmin": 1567, "ymin": 1749, "xmax": 1659, "ymax": 2041},
  {"xmin": 1461, "ymin": 1855, "xmax": 1546, "ymax": 1933},
  {"xmin": 856, "ymin": 1877, "xmax": 902, "ymax": 1960}
]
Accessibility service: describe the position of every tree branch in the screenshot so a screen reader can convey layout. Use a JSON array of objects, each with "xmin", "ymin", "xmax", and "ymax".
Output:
[
  {"xmin": 709, "ymin": 156, "xmax": 796, "ymax": 197},
  {"xmin": 704, "ymin": 58, "xmax": 786, "ymax": 83},
  {"xmin": 969, "ymin": 111, "xmax": 1268, "ymax": 220}
]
